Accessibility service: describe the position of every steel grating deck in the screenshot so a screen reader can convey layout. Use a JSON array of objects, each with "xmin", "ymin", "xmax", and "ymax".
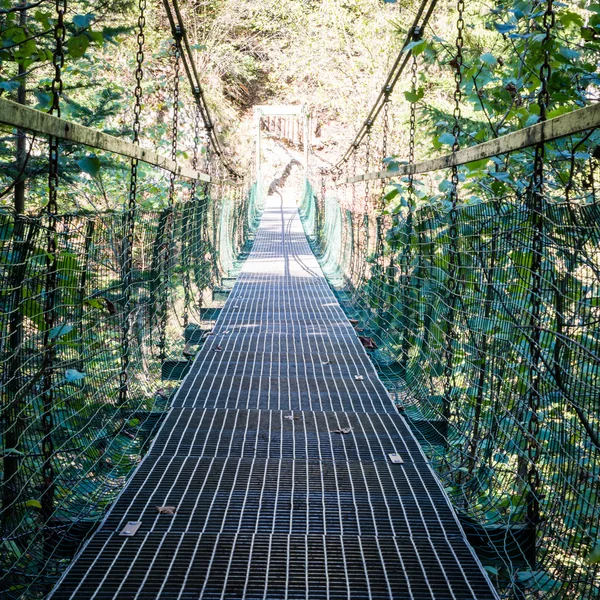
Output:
[{"xmin": 50, "ymin": 191, "xmax": 499, "ymax": 599}]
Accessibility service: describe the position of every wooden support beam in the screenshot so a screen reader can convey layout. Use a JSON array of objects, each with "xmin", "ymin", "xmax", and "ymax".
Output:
[
  {"xmin": 342, "ymin": 102, "xmax": 600, "ymax": 184},
  {"xmin": 0, "ymin": 98, "xmax": 217, "ymax": 184},
  {"xmin": 254, "ymin": 104, "xmax": 305, "ymax": 116}
]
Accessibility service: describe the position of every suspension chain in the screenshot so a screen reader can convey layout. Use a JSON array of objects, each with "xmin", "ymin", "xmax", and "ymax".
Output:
[
  {"xmin": 159, "ymin": 37, "xmax": 181, "ymax": 361},
  {"xmin": 442, "ymin": 0, "xmax": 465, "ymax": 420},
  {"xmin": 41, "ymin": 0, "xmax": 67, "ymax": 522},
  {"xmin": 183, "ymin": 104, "xmax": 202, "ymax": 329},
  {"xmin": 119, "ymin": 0, "xmax": 146, "ymax": 406},
  {"xmin": 527, "ymin": 0, "xmax": 554, "ymax": 533},
  {"xmin": 380, "ymin": 93, "xmax": 390, "ymax": 201},
  {"xmin": 364, "ymin": 126, "xmax": 372, "ymax": 205},
  {"xmin": 408, "ymin": 53, "xmax": 418, "ymax": 196}
]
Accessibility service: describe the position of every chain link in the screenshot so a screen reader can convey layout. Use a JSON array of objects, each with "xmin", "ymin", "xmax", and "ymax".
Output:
[
  {"xmin": 119, "ymin": 0, "xmax": 146, "ymax": 406},
  {"xmin": 408, "ymin": 54, "xmax": 418, "ymax": 196},
  {"xmin": 441, "ymin": 0, "xmax": 465, "ymax": 422},
  {"xmin": 527, "ymin": 0, "xmax": 554, "ymax": 531},
  {"xmin": 159, "ymin": 39, "xmax": 181, "ymax": 361},
  {"xmin": 380, "ymin": 94, "xmax": 391, "ymax": 202},
  {"xmin": 364, "ymin": 127, "xmax": 372, "ymax": 205},
  {"xmin": 41, "ymin": 0, "xmax": 67, "ymax": 521}
]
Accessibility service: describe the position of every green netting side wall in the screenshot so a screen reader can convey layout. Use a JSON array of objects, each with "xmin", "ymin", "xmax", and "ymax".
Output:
[
  {"xmin": 0, "ymin": 186, "xmax": 259, "ymax": 599},
  {"xmin": 300, "ymin": 178, "xmax": 600, "ymax": 598}
]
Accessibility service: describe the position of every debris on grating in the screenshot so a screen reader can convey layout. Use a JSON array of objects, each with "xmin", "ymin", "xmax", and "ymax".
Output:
[
  {"xmin": 331, "ymin": 427, "xmax": 352, "ymax": 435},
  {"xmin": 156, "ymin": 506, "xmax": 177, "ymax": 515},
  {"xmin": 358, "ymin": 336, "xmax": 377, "ymax": 349},
  {"xmin": 354, "ymin": 375, "xmax": 364, "ymax": 381},
  {"xmin": 183, "ymin": 343, "xmax": 195, "ymax": 358},
  {"xmin": 396, "ymin": 404, "xmax": 405, "ymax": 412},
  {"xmin": 119, "ymin": 521, "xmax": 141, "ymax": 536},
  {"xmin": 349, "ymin": 318, "xmax": 359, "ymax": 325},
  {"xmin": 214, "ymin": 345, "xmax": 222, "ymax": 352},
  {"xmin": 388, "ymin": 453, "xmax": 404, "ymax": 464},
  {"xmin": 284, "ymin": 415, "xmax": 299, "ymax": 420}
]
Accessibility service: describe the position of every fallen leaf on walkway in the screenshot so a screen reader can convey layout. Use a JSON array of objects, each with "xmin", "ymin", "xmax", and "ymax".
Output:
[
  {"xmin": 214, "ymin": 345, "xmax": 222, "ymax": 352},
  {"xmin": 349, "ymin": 319, "xmax": 359, "ymax": 326},
  {"xmin": 331, "ymin": 428, "xmax": 352, "ymax": 435},
  {"xmin": 354, "ymin": 375, "xmax": 364, "ymax": 381},
  {"xmin": 396, "ymin": 404, "xmax": 405, "ymax": 412},
  {"xmin": 284, "ymin": 415, "xmax": 300, "ymax": 421},
  {"xmin": 358, "ymin": 336, "xmax": 377, "ymax": 349},
  {"xmin": 156, "ymin": 506, "xmax": 177, "ymax": 515}
]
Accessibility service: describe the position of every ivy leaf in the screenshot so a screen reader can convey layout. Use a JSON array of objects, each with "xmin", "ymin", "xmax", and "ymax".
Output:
[
  {"xmin": 67, "ymin": 34, "xmax": 89, "ymax": 58},
  {"xmin": 65, "ymin": 369, "xmax": 86, "ymax": 383},
  {"xmin": 77, "ymin": 156, "xmax": 101, "ymax": 177}
]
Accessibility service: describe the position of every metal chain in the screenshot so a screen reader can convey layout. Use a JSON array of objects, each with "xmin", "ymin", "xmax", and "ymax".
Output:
[
  {"xmin": 119, "ymin": 0, "xmax": 146, "ymax": 406},
  {"xmin": 190, "ymin": 104, "xmax": 202, "ymax": 201},
  {"xmin": 527, "ymin": 0, "xmax": 554, "ymax": 533},
  {"xmin": 364, "ymin": 127, "xmax": 372, "ymax": 204},
  {"xmin": 159, "ymin": 38, "xmax": 181, "ymax": 361},
  {"xmin": 183, "ymin": 105, "xmax": 202, "ymax": 329},
  {"xmin": 380, "ymin": 94, "xmax": 390, "ymax": 201},
  {"xmin": 408, "ymin": 54, "xmax": 418, "ymax": 196},
  {"xmin": 41, "ymin": 0, "xmax": 67, "ymax": 522},
  {"xmin": 442, "ymin": 0, "xmax": 465, "ymax": 421}
]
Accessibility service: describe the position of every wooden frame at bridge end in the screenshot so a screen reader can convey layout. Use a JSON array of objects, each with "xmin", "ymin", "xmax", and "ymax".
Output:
[
  {"xmin": 0, "ymin": 98, "xmax": 236, "ymax": 185},
  {"xmin": 341, "ymin": 102, "xmax": 600, "ymax": 184}
]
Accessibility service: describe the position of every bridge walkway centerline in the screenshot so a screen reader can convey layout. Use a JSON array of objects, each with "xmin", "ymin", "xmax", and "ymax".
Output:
[{"xmin": 49, "ymin": 187, "xmax": 499, "ymax": 599}]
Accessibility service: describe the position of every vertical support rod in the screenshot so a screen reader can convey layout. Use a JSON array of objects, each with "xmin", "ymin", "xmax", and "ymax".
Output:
[{"xmin": 304, "ymin": 112, "xmax": 310, "ymax": 173}]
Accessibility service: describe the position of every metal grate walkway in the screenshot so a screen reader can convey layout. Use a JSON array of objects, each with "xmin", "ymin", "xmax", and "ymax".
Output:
[{"xmin": 50, "ymin": 190, "xmax": 499, "ymax": 599}]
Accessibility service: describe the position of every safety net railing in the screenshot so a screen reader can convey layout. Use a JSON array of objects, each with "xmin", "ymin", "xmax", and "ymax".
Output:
[
  {"xmin": 0, "ymin": 1, "xmax": 259, "ymax": 597},
  {"xmin": 303, "ymin": 0, "xmax": 600, "ymax": 598}
]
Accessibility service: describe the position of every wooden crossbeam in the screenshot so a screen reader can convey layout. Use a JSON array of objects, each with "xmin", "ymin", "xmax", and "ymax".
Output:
[
  {"xmin": 254, "ymin": 104, "xmax": 305, "ymax": 116},
  {"xmin": 341, "ymin": 102, "xmax": 600, "ymax": 184},
  {"xmin": 0, "ymin": 98, "xmax": 220, "ymax": 184}
]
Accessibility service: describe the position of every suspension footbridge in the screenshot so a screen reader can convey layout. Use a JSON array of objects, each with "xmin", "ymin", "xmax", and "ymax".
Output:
[{"xmin": 1, "ymin": 0, "xmax": 599, "ymax": 598}]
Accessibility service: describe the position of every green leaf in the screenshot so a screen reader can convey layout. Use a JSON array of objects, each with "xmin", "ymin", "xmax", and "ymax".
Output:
[
  {"xmin": 65, "ymin": 368, "xmax": 86, "ymax": 383},
  {"xmin": 67, "ymin": 34, "xmax": 89, "ymax": 58},
  {"xmin": 0, "ymin": 81, "xmax": 20, "ymax": 93},
  {"xmin": 465, "ymin": 158, "xmax": 488, "ymax": 171},
  {"xmin": 480, "ymin": 53, "xmax": 496, "ymax": 66},
  {"xmin": 73, "ymin": 13, "xmax": 95, "ymax": 29},
  {"xmin": 586, "ymin": 542, "xmax": 600, "ymax": 565},
  {"xmin": 77, "ymin": 156, "xmax": 101, "ymax": 177},
  {"xmin": 24, "ymin": 499, "xmax": 42, "ymax": 509},
  {"xmin": 383, "ymin": 186, "xmax": 400, "ymax": 202},
  {"xmin": 494, "ymin": 23, "xmax": 516, "ymax": 34},
  {"xmin": 48, "ymin": 323, "xmax": 74, "ymax": 340},
  {"xmin": 402, "ymin": 39, "xmax": 426, "ymax": 56},
  {"xmin": 403, "ymin": 87, "xmax": 424, "ymax": 103},
  {"xmin": 438, "ymin": 133, "xmax": 456, "ymax": 146},
  {"xmin": 559, "ymin": 46, "xmax": 580, "ymax": 61}
]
